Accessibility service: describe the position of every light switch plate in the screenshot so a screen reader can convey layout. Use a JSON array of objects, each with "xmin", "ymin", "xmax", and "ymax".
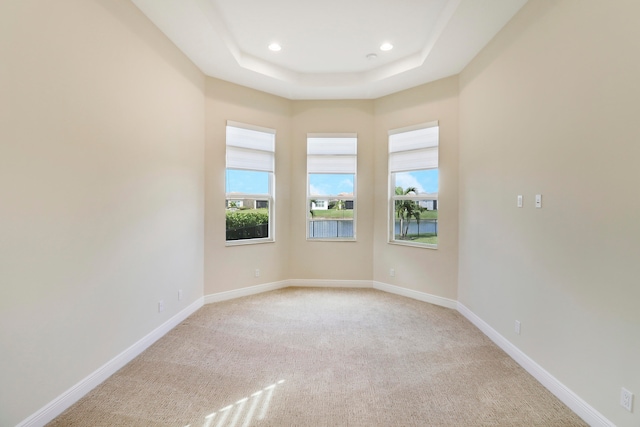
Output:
[{"xmin": 535, "ymin": 194, "xmax": 542, "ymax": 208}]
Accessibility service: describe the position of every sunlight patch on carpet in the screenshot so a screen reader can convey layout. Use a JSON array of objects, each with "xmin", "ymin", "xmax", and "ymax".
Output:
[{"xmin": 186, "ymin": 380, "xmax": 286, "ymax": 427}]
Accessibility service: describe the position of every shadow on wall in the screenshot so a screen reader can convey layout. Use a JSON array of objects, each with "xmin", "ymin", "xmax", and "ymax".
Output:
[
  {"xmin": 458, "ymin": 0, "xmax": 558, "ymax": 92},
  {"xmin": 96, "ymin": 0, "xmax": 203, "ymax": 90}
]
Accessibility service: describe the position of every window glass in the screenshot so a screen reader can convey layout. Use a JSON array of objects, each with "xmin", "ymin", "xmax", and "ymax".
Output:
[
  {"xmin": 226, "ymin": 169, "xmax": 269, "ymax": 195},
  {"xmin": 388, "ymin": 123, "xmax": 438, "ymax": 248},
  {"xmin": 226, "ymin": 123, "xmax": 275, "ymax": 244},
  {"xmin": 392, "ymin": 171, "xmax": 438, "ymax": 245},
  {"xmin": 307, "ymin": 135, "xmax": 357, "ymax": 241}
]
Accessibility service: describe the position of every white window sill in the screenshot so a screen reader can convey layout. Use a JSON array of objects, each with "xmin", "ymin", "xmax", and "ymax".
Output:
[
  {"xmin": 306, "ymin": 238, "xmax": 357, "ymax": 242},
  {"xmin": 226, "ymin": 238, "xmax": 275, "ymax": 247},
  {"xmin": 388, "ymin": 240, "xmax": 437, "ymax": 250}
]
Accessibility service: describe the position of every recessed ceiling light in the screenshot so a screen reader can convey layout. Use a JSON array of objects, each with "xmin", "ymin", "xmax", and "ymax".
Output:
[
  {"xmin": 268, "ymin": 43, "xmax": 282, "ymax": 52},
  {"xmin": 380, "ymin": 42, "xmax": 393, "ymax": 51},
  {"xmin": 366, "ymin": 53, "xmax": 378, "ymax": 60}
]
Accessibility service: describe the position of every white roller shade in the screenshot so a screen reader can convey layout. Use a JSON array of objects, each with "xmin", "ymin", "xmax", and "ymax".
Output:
[
  {"xmin": 307, "ymin": 135, "xmax": 357, "ymax": 174},
  {"xmin": 226, "ymin": 122, "xmax": 275, "ymax": 172},
  {"xmin": 308, "ymin": 137, "xmax": 357, "ymax": 155},
  {"xmin": 389, "ymin": 147, "xmax": 438, "ymax": 172},
  {"xmin": 226, "ymin": 146, "xmax": 274, "ymax": 172},
  {"xmin": 389, "ymin": 123, "xmax": 439, "ymax": 173}
]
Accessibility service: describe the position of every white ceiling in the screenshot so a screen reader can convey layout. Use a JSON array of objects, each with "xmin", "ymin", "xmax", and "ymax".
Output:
[{"xmin": 131, "ymin": 0, "xmax": 528, "ymax": 100}]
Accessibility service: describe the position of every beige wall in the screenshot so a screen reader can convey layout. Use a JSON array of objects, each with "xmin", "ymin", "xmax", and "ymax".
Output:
[
  {"xmin": 204, "ymin": 85, "xmax": 457, "ymax": 290},
  {"xmin": 204, "ymin": 79, "xmax": 291, "ymax": 293},
  {"xmin": 205, "ymin": 97, "xmax": 377, "ymax": 284},
  {"xmin": 458, "ymin": 1, "xmax": 640, "ymax": 426},
  {"xmin": 288, "ymin": 101, "xmax": 375, "ymax": 280},
  {"xmin": 204, "ymin": 84, "xmax": 457, "ymax": 288},
  {"xmin": 373, "ymin": 78, "xmax": 459, "ymax": 300},
  {"xmin": 0, "ymin": 1, "xmax": 205, "ymax": 425},
  {"xmin": 5, "ymin": 0, "xmax": 636, "ymax": 426}
]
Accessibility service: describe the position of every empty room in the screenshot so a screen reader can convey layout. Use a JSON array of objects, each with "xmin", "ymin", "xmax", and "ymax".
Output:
[{"xmin": 1, "ymin": 1, "xmax": 638, "ymax": 426}]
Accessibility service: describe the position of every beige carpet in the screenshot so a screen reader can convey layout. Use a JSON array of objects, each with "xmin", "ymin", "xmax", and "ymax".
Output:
[{"xmin": 48, "ymin": 287, "xmax": 587, "ymax": 426}]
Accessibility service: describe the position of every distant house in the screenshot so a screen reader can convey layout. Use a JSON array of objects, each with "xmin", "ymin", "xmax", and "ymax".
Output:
[
  {"xmin": 226, "ymin": 199, "xmax": 269, "ymax": 209},
  {"xmin": 311, "ymin": 200, "xmax": 328, "ymax": 210},
  {"xmin": 419, "ymin": 200, "xmax": 438, "ymax": 210},
  {"xmin": 311, "ymin": 193, "xmax": 354, "ymax": 211},
  {"xmin": 226, "ymin": 199, "xmax": 244, "ymax": 209},
  {"xmin": 418, "ymin": 193, "xmax": 438, "ymax": 210}
]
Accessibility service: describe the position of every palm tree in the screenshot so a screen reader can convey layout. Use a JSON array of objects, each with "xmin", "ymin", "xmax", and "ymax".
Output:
[
  {"xmin": 412, "ymin": 208, "xmax": 422, "ymax": 237},
  {"xmin": 310, "ymin": 199, "xmax": 317, "ymax": 218},
  {"xmin": 395, "ymin": 187, "xmax": 418, "ymax": 238}
]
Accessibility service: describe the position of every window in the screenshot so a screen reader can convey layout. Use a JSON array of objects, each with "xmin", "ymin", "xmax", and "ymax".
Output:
[
  {"xmin": 389, "ymin": 122, "xmax": 439, "ymax": 248},
  {"xmin": 307, "ymin": 134, "xmax": 357, "ymax": 240},
  {"xmin": 225, "ymin": 122, "xmax": 275, "ymax": 244}
]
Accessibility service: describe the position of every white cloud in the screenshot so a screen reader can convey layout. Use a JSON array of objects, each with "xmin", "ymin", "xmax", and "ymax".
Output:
[
  {"xmin": 338, "ymin": 178, "xmax": 353, "ymax": 191},
  {"xmin": 395, "ymin": 173, "xmax": 425, "ymax": 194},
  {"xmin": 309, "ymin": 184, "xmax": 327, "ymax": 196}
]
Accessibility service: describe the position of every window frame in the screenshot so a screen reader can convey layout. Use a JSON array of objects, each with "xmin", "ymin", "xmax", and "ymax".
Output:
[
  {"xmin": 225, "ymin": 121, "xmax": 276, "ymax": 246},
  {"xmin": 306, "ymin": 133, "xmax": 357, "ymax": 242},
  {"xmin": 388, "ymin": 122, "xmax": 439, "ymax": 249}
]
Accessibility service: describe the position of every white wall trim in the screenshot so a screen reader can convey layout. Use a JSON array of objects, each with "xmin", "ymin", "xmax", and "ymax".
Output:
[
  {"xmin": 203, "ymin": 280, "xmax": 289, "ymax": 304},
  {"xmin": 457, "ymin": 302, "xmax": 614, "ymax": 427},
  {"xmin": 16, "ymin": 297, "xmax": 204, "ymax": 427},
  {"xmin": 202, "ymin": 280, "xmax": 371, "ymax": 305},
  {"xmin": 287, "ymin": 279, "xmax": 373, "ymax": 288},
  {"xmin": 373, "ymin": 281, "xmax": 458, "ymax": 309},
  {"xmin": 21, "ymin": 281, "xmax": 612, "ymax": 427}
]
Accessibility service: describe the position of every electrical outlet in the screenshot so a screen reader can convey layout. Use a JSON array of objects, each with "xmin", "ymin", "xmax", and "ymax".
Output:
[
  {"xmin": 158, "ymin": 300, "xmax": 165, "ymax": 313},
  {"xmin": 255, "ymin": 268, "xmax": 260, "ymax": 277},
  {"xmin": 535, "ymin": 194, "xmax": 542, "ymax": 208},
  {"xmin": 621, "ymin": 387, "xmax": 633, "ymax": 412},
  {"xmin": 514, "ymin": 320, "xmax": 521, "ymax": 335},
  {"xmin": 178, "ymin": 289, "xmax": 183, "ymax": 301},
  {"xmin": 389, "ymin": 268, "xmax": 395, "ymax": 277},
  {"xmin": 517, "ymin": 195, "xmax": 523, "ymax": 208}
]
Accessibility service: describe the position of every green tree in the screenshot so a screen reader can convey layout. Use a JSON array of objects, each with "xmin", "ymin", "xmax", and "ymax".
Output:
[
  {"xmin": 395, "ymin": 187, "xmax": 418, "ymax": 238},
  {"xmin": 412, "ymin": 207, "xmax": 423, "ymax": 237},
  {"xmin": 226, "ymin": 210, "xmax": 268, "ymax": 231}
]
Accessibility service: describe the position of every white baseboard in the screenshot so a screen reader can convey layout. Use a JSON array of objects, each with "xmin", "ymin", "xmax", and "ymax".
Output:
[
  {"xmin": 457, "ymin": 302, "xmax": 614, "ymax": 427},
  {"xmin": 20, "ymin": 281, "xmax": 612, "ymax": 427},
  {"xmin": 287, "ymin": 279, "xmax": 373, "ymax": 288},
  {"xmin": 202, "ymin": 280, "xmax": 456, "ymax": 313},
  {"xmin": 17, "ymin": 297, "xmax": 204, "ymax": 427},
  {"xmin": 373, "ymin": 281, "xmax": 458, "ymax": 309},
  {"xmin": 202, "ymin": 279, "xmax": 372, "ymax": 305},
  {"xmin": 203, "ymin": 280, "xmax": 289, "ymax": 304}
]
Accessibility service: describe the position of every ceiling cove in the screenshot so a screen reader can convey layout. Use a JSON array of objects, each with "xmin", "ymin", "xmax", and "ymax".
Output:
[{"xmin": 132, "ymin": 0, "xmax": 529, "ymax": 99}]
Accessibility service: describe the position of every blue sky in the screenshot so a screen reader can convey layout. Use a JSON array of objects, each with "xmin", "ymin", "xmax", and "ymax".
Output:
[
  {"xmin": 394, "ymin": 170, "xmax": 439, "ymax": 194},
  {"xmin": 226, "ymin": 170, "xmax": 269, "ymax": 194},
  {"xmin": 309, "ymin": 174, "xmax": 354, "ymax": 196},
  {"xmin": 226, "ymin": 169, "xmax": 439, "ymax": 195}
]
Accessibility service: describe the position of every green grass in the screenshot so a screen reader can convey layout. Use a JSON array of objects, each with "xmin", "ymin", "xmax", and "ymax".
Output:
[
  {"xmin": 393, "ymin": 206, "xmax": 438, "ymax": 220},
  {"xmin": 310, "ymin": 209, "xmax": 354, "ymax": 219},
  {"xmin": 418, "ymin": 210, "xmax": 438, "ymax": 220}
]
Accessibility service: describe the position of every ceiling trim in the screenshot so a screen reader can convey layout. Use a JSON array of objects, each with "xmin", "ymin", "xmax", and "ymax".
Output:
[{"xmin": 132, "ymin": 0, "xmax": 529, "ymax": 100}]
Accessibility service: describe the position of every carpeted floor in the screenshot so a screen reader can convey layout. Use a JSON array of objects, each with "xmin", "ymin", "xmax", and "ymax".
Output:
[{"xmin": 48, "ymin": 287, "xmax": 587, "ymax": 426}]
